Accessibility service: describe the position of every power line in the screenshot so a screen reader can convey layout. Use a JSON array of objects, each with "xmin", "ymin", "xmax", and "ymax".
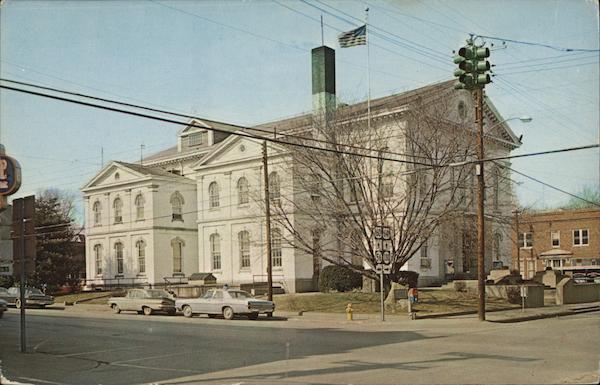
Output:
[
  {"xmin": 502, "ymin": 165, "xmax": 600, "ymax": 208},
  {"xmin": 0, "ymin": 77, "xmax": 434, "ymax": 161},
  {"xmin": 4, "ymin": 79, "xmax": 597, "ymax": 172},
  {"xmin": 0, "ymin": 82, "xmax": 437, "ymax": 167},
  {"xmin": 475, "ymin": 34, "xmax": 600, "ymax": 53}
]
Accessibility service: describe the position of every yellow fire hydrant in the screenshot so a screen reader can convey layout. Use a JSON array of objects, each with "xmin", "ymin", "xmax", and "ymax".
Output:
[{"xmin": 346, "ymin": 303, "xmax": 353, "ymax": 321}]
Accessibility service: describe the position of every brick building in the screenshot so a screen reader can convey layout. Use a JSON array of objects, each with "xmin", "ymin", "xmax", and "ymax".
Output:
[{"xmin": 513, "ymin": 208, "xmax": 600, "ymax": 279}]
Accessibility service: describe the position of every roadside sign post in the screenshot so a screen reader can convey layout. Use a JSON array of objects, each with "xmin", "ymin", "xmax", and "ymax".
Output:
[
  {"xmin": 520, "ymin": 285, "xmax": 528, "ymax": 312},
  {"xmin": 373, "ymin": 225, "xmax": 392, "ymax": 322}
]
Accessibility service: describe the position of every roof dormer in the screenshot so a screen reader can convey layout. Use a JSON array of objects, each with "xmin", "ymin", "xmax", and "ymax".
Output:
[{"xmin": 178, "ymin": 119, "xmax": 214, "ymax": 152}]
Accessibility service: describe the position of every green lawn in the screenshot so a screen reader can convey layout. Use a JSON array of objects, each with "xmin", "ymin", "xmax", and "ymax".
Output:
[
  {"xmin": 53, "ymin": 291, "xmax": 114, "ymax": 304},
  {"xmin": 274, "ymin": 289, "xmax": 518, "ymax": 314}
]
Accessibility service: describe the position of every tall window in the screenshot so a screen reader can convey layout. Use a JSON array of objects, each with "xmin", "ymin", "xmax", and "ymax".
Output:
[
  {"xmin": 94, "ymin": 244, "xmax": 102, "ymax": 275},
  {"xmin": 519, "ymin": 232, "xmax": 533, "ymax": 249},
  {"xmin": 135, "ymin": 194, "xmax": 145, "ymax": 220},
  {"xmin": 114, "ymin": 242, "xmax": 124, "ymax": 275},
  {"xmin": 239, "ymin": 231, "xmax": 250, "ymax": 269},
  {"xmin": 171, "ymin": 238, "xmax": 184, "ymax": 273},
  {"xmin": 136, "ymin": 240, "xmax": 146, "ymax": 274},
  {"xmin": 493, "ymin": 232, "xmax": 503, "ymax": 261},
  {"xmin": 269, "ymin": 172, "xmax": 280, "ymax": 206},
  {"xmin": 271, "ymin": 228, "xmax": 282, "ymax": 268},
  {"xmin": 113, "ymin": 198, "xmax": 123, "ymax": 224},
  {"xmin": 551, "ymin": 231, "xmax": 560, "ymax": 247},
  {"xmin": 493, "ymin": 167, "xmax": 500, "ymax": 210},
  {"xmin": 170, "ymin": 191, "xmax": 184, "ymax": 221},
  {"xmin": 573, "ymin": 229, "xmax": 589, "ymax": 246},
  {"xmin": 209, "ymin": 182, "xmax": 220, "ymax": 208},
  {"xmin": 92, "ymin": 201, "xmax": 101, "ymax": 226},
  {"xmin": 237, "ymin": 177, "xmax": 249, "ymax": 205},
  {"xmin": 312, "ymin": 230, "xmax": 321, "ymax": 276},
  {"xmin": 420, "ymin": 240, "xmax": 430, "ymax": 269},
  {"xmin": 210, "ymin": 233, "xmax": 221, "ymax": 270}
]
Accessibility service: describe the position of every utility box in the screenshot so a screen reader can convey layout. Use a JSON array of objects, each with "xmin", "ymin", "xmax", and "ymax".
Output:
[{"xmin": 188, "ymin": 273, "xmax": 217, "ymax": 286}]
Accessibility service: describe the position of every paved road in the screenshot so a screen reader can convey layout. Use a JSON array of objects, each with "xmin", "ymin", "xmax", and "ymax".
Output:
[{"xmin": 0, "ymin": 308, "xmax": 598, "ymax": 385}]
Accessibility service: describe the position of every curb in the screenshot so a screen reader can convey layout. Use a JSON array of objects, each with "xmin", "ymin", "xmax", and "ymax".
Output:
[{"xmin": 490, "ymin": 306, "xmax": 600, "ymax": 323}]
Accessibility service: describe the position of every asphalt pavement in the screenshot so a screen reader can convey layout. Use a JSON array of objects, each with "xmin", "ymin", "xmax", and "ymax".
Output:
[{"xmin": 0, "ymin": 304, "xmax": 599, "ymax": 385}]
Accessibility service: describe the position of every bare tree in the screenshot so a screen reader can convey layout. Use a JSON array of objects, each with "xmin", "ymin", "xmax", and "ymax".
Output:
[{"xmin": 265, "ymin": 90, "xmax": 482, "ymax": 289}]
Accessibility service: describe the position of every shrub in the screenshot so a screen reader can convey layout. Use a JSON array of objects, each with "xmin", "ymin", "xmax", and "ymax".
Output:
[
  {"xmin": 0, "ymin": 275, "xmax": 14, "ymax": 288},
  {"xmin": 319, "ymin": 265, "xmax": 362, "ymax": 292},
  {"xmin": 506, "ymin": 286, "xmax": 521, "ymax": 304},
  {"xmin": 454, "ymin": 281, "xmax": 467, "ymax": 292},
  {"xmin": 395, "ymin": 271, "xmax": 419, "ymax": 288}
]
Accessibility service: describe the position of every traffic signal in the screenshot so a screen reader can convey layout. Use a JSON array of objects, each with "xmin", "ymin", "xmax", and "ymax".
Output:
[{"xmin": 453, "ymin": 42, "xmax": 491, "ymax": 90}]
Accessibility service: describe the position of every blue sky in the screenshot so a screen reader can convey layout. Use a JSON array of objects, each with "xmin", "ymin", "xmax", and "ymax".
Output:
[{"xmin": 1, "ymin": 0, "xmax": 598, "ymax": 221}]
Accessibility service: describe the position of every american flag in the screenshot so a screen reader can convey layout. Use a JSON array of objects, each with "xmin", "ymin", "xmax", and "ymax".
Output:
[{"xmin": 338, "ymin": 25, "xmax": 366, "ymax": 48}]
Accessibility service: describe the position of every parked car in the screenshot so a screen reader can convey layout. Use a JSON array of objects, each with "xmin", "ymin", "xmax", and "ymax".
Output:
[
  {"xmin": 0, "ymin": 299, "xmax": 7, "ymax": 318},
  {"xmin": 6, "ymin": 287, "xmax": 54, "ymax": 309},
  {"xmin": 176, "ymin": 288, "xmax": 275, "ymax": 320},
  {"xmin": 0, "ymin": 287, "xmax": 17, "ymax": 304},
  {"xmin": 108, "ymin": 289, "xmax": 176, "ymax": 316}
]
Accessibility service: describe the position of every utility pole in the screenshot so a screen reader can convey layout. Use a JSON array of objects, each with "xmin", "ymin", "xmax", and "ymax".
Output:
[
  {"xmin": 453, "ymin": 36, "xmax": 492, "ymax": 321},
  {"xmin": 514, "ymin": 209, "xmax": 521, "ymax": 275},
  {"xmin": 262, "ymin": 141, "xmax": 273, "ymax": 301},
  {"xmin": 475, "ymin": 87, "xmax": 486, "ymax": 321}
]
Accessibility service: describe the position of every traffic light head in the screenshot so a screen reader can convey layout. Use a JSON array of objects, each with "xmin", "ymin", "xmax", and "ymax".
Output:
[{"xmin": 453, "ymin": 42, "xmax": 491, "ymax": 89}]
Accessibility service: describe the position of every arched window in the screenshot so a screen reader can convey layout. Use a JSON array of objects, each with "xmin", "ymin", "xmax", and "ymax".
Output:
[
  {"xmin": 114, "ymin": 242, "xmax": 124, "ymax": 275},
  {"xmin": 493, "ymin": 167, "xmax": 500, "ymax": 210},
  {"xmin": 493, "ymin": 232, "xmax": 503, "ymax": 261},
  {"xmin": 271, "ymin": 228, "xmax": 282, "ymax": 267},
  {"xmin": 171, "ymin": 238, "xmax": 184, "ymax": 274},
  {"xmin": 237, "ymin": 177, "xmax": 249, "ymax": 205},
  {"xmin": 170, "ymin": 191, "xmax": 184, "ymax": 221},
  {"xmin": 135, "ymin": 194, "xmax": 145, "ymax": 220},
  {"xmin": 210, "ymin": 233, "xmax": 221, "ymax": 270},
  {"xmin": 94, "ymin": 244, "xmax": 103, "ymax": 275},
  {"xmin": 239, "ymin": 231, "xmax": 250, "ymax": 269},
  {"xmin": 92, "ymin": 201, "xmax": 101, "ymax": 226},
  {"xmin": 269, "ymin": 172, "xmax": 280, "ymax": 205},
  {"xmin": 209, "ymin": 182, "xmax": 220, "ymax": 208},
  {"xmin": 136, "ymin": 240, "xmax": 146, "ymax": 273},
  {"xmin": 113, "ymin": 197, "xmax": 123, "ymax": 224}
]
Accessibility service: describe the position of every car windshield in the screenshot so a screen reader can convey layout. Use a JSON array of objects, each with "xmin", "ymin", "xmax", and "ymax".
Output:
[
  {"xmin": 0, "ymin": 288, "xmax": 8, "ymax": 294},
  {"xmin": 228, "ymin": 291, "xmax": 252, "ymax": 299},
  {"xmin": 27, "ymin": 288, "xmax": 43, "ymax": 295},
  {"xmin": 145, "ymin": 290, "xmax": 169, "ymax": 298},
  {"xmin": 202, "ymin": 291, "xmax": 214, "ymax": 299}
]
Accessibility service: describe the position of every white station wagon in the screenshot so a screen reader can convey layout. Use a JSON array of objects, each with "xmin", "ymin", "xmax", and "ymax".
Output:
[{"xmin": 176, "ymin": 289, "xmax": 275, "ymax": 320}]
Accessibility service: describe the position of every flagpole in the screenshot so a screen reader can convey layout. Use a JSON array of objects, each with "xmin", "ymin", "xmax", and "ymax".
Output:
[
  {"xmin": 366, "ymin": 8, "xmax": 372, "ymax": 181},
  {"xmin": 366, "ymin": 8, "xmax": 371, "ymax": 135},
  {"xmin": 320, "ymin": 15, "xmax": 324, "ymax": 46}
]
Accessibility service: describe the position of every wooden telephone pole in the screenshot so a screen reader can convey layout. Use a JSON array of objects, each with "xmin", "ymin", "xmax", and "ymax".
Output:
[
  {"xmin": 476, "ymin": 88, "xmax": 486, "ymax": 321},
  {"xmin": 262, "ymin": 141, "xmax": 273, "ymax": 301}
]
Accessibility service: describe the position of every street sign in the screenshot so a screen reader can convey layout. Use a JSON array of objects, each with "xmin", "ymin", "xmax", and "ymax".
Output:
[{"xmin": 0, "ymin": 155, "xmax": 22, "ymax": 196}]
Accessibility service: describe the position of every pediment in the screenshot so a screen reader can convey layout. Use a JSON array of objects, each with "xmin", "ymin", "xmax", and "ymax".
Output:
[
  {"xmin": 82, "ymin": 162, "xmax": 148, "ymax": 190},
  {"xmin": 179, "ymin": 119, "xmax": 211, "ymax": 135},
  {"xmin": 193, "ymin": 134, "xmax": 286, "ymax": 170}
]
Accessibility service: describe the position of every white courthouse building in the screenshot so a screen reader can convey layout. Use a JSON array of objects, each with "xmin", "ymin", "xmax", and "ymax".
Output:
[{"xmin": 82, "ymin": 45, "xmax": 521, "ymax": 291}]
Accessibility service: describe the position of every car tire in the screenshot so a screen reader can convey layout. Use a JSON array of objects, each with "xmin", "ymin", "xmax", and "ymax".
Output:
[
  {"xmin": 248, "ymin": 312, "xmax": 259, "ymax": 320},
  {"xmin": 182, "ymin": 306, "xmax": 193, "ymax": 318},
  {"xmin": 222, "ymin": 306, "xmax": 234, "ymax": 320},
  {"xmin": 142, "ymin": 306, "xmax": 153, "ymax": 316},
  {"xmin": 15, "ymin": 299, "xmax": 22, "ymax": 309},
  {"xmin": 0, "ymin": 311, "xmax": 4, "ymax": 318},
  {"xmin": 266, "ymin": 312, "xmax": 273, "ymax": 318},
  {"xmin": 112, "ymin": 304, "xmax": 121, "ymax": 314},
  {"xmin": 207, "ymin": 314, "xmax": 217, "ymax": 319}
]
